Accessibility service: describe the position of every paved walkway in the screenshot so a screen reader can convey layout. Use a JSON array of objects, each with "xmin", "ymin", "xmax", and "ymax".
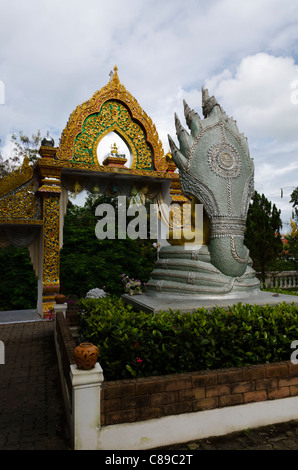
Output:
[
  {"xmin": 0, "ymin": 309, "xmax": 42, "ymax": 324},
  {"xmin": 161, "ymin": 420, "xmax": 298, "ymax": 451},
  {"xmin": 0, "ymin": 319, "xmax": 70, "ymax": 450},
  {"xmin": 1, "ymin": 313, "xmax": 298, "ymax": 451}
]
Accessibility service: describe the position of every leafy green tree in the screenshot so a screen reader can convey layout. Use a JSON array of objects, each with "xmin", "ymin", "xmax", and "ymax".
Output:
[
  {"xmin": 60, "ymin": 194, "xmax": 157, "ymax": 298},
  {"xmin": 0, "ymin": 130, "xmax": 42, "ymax": 177},
  {"xmin": 284, "ymin": 186, "xmax": 298, "ymax": 269},
  {"xmin": 0, "ymin": 246, "xmax": 37, "ymax": 310},
  {"xmin": 10, "ymin": 130, "xmax": 42, "ymax": 165},
  {"xmin": 0, "ymin": 130, "xmax": 42, "ymax": 309},
  {"xmin": 290, "ymin": 186, "xmax": 298, "ymax": 221},
  {"xmin": 244, "ymin": 191, "xmax": 283, "ymax": 282}
]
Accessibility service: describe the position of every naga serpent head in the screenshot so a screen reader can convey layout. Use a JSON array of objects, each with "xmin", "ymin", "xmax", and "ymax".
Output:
[{"xmin": 168, "ymin": 87, "xmax": 255, "ymax": 277}]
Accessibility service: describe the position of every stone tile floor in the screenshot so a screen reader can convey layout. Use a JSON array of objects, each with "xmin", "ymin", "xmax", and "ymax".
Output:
[
  {"xmin": 0, "ymin": 318, "xmax": 70, "ymax": 450},
  {"xmin": 0, "ymin": 309, "xmax": 42, "ymax": 324},
  {"xmin": 157, "ymin": 420, "xmax": 298, "ymax": 450}
]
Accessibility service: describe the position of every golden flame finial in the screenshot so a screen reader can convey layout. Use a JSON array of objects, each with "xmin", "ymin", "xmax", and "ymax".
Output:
[{"xmin": 109, "ymin": 65, "xmax": 120, "ymax": 87}]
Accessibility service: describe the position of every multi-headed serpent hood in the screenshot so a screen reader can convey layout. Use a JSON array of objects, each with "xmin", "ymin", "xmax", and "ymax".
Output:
[{"xmin": 168, "ymin": 88, "xmax": 255, "ymax": 277}]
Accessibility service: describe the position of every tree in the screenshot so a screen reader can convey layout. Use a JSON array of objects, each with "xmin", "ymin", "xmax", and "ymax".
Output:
[
  {"xmin": 244, "ymin": 191, "xmax": 283, "ymax": 282},
  {"xmin": 10, "ymin": 130, "xmax": 42, "ymax": 164},
  {"xmin": 0, "ymin": 130, "xmax": 42, "ymax": 309},
  {"xmin": 0, "ymin": 246, "xmax": 37, "ymax": 310},
  {"xmin": 0, "ymin": 130, "xmax": 41, "ymax": 177},
  {"xmin": 59, "ymin": 194, "xmax": 157, "ymax": 298},
  {"xmin": 284, "ymin": 186, "xmax": 298, "ymax": 269},
  {"xmin": 289, "ymin": 186, "xmax": 298, "ymax": 222}
]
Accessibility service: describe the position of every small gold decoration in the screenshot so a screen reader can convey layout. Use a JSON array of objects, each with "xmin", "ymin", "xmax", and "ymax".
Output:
[
  {"xmin": 93, "ymin": 184, "xmax": 99, "ymax": 194},
  {"xmin": 0, "ymin": 156, "xmax": 33, "ymax": 198},
  {"xmin": 165, "ymin": 152, "xmax": 177, "ymax": 172},
  {"xmin": 111, "ymin": 142, "xmax": 119, "ymax": 154},
  {"xmin": 0, "ymin": 179, "xmax": 40, "ymax": 220},
  {"xmin": 74, "ymin": 181, "xmax": 81, "ymax": 197}
]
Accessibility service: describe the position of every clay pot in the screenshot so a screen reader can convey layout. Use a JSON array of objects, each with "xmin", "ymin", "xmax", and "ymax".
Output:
[
  {"xmin": 73, "ymin": 342, "xmax": 99, "ymax": 370},
  {"xmin": 55, "ymin": 294, "xmax": 66, "ymax": 304}
]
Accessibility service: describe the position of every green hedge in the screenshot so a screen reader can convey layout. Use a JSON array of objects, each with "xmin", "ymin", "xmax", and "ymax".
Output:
[
  {"xmin": 0, "ymin": 246, "xmax": 37, "ymax": 311},
  {"xmin": 77, "ymin": 297, "xmax": 298, "ymax": 381}
]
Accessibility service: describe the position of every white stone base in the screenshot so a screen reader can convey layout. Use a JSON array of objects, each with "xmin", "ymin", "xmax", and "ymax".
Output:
[
  {"xmin": 98, "ymin": 396, "xmax": 298, "ymax": 450},
  {"xmin": 122, "ymin": 291, "xmax": 298, "ymax": 313}
]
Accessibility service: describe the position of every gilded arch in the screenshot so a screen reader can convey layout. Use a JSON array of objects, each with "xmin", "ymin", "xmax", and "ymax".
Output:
[
  {"xmin": 73, "ymin": 100, "xmax": 153, "ymax": 169},
  {"xmin": 57, "ymin": 66, "xmax": 167, "ymax": 172}
]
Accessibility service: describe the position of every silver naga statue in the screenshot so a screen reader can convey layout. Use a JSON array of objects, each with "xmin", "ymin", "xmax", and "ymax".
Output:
[{"xmin": 147, "ymin": 88, "xmax": 260, "ymax": 298}]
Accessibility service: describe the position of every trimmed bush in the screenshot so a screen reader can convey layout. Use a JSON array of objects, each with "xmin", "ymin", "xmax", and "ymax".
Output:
[
  {"xmin": 0, "ymin": 246, "xmax": 37, "ymax": 310},
  {"xmin": 77, "ymin": 297, "xmax": 298, "ymax": 381}
]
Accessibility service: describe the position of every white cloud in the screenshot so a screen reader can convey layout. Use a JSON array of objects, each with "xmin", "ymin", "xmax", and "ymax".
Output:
[{"xmin": 205, "ymin": 53, "xmax": 298, "ymax": 142}]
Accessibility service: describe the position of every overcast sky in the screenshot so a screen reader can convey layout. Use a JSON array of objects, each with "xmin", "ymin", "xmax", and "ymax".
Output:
[{"xmin": 0, "ymin": 0, "xmax": 298, "ymax": 232}]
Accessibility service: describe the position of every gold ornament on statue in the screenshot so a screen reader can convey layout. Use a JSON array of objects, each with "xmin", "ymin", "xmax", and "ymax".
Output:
[{"xmin": 111, "ymin": 143, "xmax": 119, "ymax": 154}]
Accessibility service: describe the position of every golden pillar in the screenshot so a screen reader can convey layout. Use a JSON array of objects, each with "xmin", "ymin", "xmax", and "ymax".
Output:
[
  {"xmin": 37, "ymin": 146, "xmax": 63, "ymax": 318},
  {"xmin": 165, "ymin": 154, "xmax": 210, "ymax": 246}
]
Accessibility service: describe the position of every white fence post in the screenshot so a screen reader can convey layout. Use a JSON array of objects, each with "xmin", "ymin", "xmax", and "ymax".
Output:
[
  {"xmin": 70, "ymin": 363, "xmax": 104, "ymax": 450},
  {"xmin": 54, "ymin": 302, "xmax": 68, "ymax": 318}
]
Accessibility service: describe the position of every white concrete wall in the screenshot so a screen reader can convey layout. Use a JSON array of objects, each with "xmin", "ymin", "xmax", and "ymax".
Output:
[{"xmin": 97, "ymin": 396, "xmax": 298, "ymax": 450}]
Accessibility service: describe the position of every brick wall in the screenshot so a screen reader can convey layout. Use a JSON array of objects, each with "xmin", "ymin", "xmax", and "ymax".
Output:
[
  {"xmin": 101, "ymin": 361, "xmax": 298, "ymax": 426},
  {"xmin": 55, "ymin": 312, "xmax": 76, "ymax": 400},
  {"xmin": 54, "ymin": 312, "xmax": 298, "ymax": 429}
]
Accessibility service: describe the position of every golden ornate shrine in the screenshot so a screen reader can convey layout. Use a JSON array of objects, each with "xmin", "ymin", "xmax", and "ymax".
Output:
[{"xmin": 0, "ymin": 66, "xmax": 188, "ymax": 318}]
